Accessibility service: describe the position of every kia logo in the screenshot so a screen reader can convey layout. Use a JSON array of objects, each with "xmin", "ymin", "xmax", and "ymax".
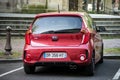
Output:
[{"xmin": 52, "ymin": 36, "xmax": 58, "ymax": 41}]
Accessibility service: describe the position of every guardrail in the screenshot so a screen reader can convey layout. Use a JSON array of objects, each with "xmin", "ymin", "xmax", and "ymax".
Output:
[
  {"xmin": 90, "ymin": 14, "xmax": 120, "ymax": 37},
  {"xmin": 0, "ymin": 13, "xmax": 120, "ymax": 37},
  {"xmin": 0, "ymin": 13, "xmax": 34, "ymax": 36}
]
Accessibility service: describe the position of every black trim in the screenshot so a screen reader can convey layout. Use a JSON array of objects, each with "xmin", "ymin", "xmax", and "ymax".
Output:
[{"xmin": 35, "ymin": 62, "xmax": 77, "ymax": 66}]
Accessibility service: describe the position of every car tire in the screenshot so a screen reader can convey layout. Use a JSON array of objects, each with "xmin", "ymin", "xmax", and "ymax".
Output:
[
  {"xmin": 86, "ymin": 57, "xmax": 95, "ymax": 76},
  {"xmin": 24, "ymin": 64, "xmax": 35, "ymax": 74},
  {"xmin": 98, "ymin": 44, "xmax": 104, "ymax": 63}
]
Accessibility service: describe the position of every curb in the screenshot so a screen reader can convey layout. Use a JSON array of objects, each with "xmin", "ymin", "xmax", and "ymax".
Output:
[
  {"xmin": 0, "ymin": 56, "xmax": 120, "ymax": 63},
  {"xmin": 0, "ymin": 59, "xmax": 22, "ymax": 63},
  {"xmin": 104, "ymin": 56, "xmax": 120, "ymax": 59}
]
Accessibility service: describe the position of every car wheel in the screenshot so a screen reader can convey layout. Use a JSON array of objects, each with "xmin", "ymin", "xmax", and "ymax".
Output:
[
  {"xmin": 24, "ymin": 64, "xmax": 35, "ymax": 74},
  {"xmin": 86, "ymin": 57, "xmax": 95, "ymax": 76},
  {"xmin": 98, "ymin": 44, "xmax": 104, "ymax": 63}
]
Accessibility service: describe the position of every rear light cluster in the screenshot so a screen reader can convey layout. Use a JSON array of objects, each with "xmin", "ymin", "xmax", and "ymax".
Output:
[
  {"xmin": 81, "ymin": 33, "xmax": 91, "ymax": 44},
  {"xmin": 23, "ymin": 51, "xmax": 32, "ymax": 61},
  {"xmin": 25, "ymin": 30, "xmax": 32, "ymax": 45}
]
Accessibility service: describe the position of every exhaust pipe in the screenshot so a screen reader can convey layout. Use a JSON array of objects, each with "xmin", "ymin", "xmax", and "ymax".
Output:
[{"xmin": 69, "ymin": 65, "xmax": 77, "ymax": 69}]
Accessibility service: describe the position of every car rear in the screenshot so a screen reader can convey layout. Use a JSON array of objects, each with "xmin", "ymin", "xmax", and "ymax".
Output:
[{"xmin": 23, "ymin": 12, "xmax": 93, "ymax": 75}]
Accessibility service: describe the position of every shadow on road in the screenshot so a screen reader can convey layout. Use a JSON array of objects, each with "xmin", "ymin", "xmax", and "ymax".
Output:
[{"xmin": 31, "ymin": 63, "xmax": 102, "ymax": 77}]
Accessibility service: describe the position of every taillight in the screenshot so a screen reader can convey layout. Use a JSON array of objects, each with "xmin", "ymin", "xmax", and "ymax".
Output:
[
  {"xmin": 25, "ymin": 30, "xmax": 32, "ymax": 45},
  {"xmin": 23, "ymin": 51, "xmax": 32, "ymax": 61},
  {"xmin": 26, "ymin": 54, "xmax": 32, "ymax": 61},
  {"xmin": 81, "ymin": 33, "xmax": 90, "ymax": 44}
]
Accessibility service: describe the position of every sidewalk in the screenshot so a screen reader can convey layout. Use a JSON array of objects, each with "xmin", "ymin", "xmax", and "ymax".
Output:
[
  {"xmin": 103, "ymin": 39, "xmax": 120, "ymax": 58},
  {"xmin": 0, "ymin": 38, "xmax": 24, "ymax": 53},
  {"xmin": 0, "ymin": 38, "xmax": 120, "ymax": 61},
  {"xmin": 0, "ymin": 38, "xmax": 24, "ymax": 60}
]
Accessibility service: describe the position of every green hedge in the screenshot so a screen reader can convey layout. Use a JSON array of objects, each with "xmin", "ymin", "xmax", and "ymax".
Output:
[{"xmin": 21, "ymin": 5, "xmax": 56, "ymax": 14}]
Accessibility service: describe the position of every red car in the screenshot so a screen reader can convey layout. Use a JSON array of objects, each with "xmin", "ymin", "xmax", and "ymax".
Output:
[{"xmin": 23, "ymin": 12, "xmax": 103, "ymax": 75}]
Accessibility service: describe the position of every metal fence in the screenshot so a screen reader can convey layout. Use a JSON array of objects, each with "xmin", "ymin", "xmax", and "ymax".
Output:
[{"xmin": 0, "ymin": 13, "xmax": 120, "ymax": 37}]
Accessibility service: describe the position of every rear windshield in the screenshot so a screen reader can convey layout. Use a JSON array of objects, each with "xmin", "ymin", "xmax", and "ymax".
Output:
[{"xmin": 32, "ymin": 16, "xmax": 82, "ymax": 34}]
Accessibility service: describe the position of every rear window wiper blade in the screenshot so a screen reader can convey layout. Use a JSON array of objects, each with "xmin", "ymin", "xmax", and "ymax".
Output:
[
  {"xmin": 54, "ymin": 29, "xmax": 81, "ymax": 33},
  {"xmin": 40, "ymin": 29, "xmax": 80, "ymax": 34},
  {"xmin": 41, "ymin": 30, "xmax": 55, "ymax": 34}
]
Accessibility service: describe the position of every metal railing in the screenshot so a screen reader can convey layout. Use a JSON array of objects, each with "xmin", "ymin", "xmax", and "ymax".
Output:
[
  {"xmin": 0, "ymin": 13, "xmax": 120, "ymax": 37},
  {"xmin": 90, "ymin": 14, "xmax": 120, "ymax": 37}
]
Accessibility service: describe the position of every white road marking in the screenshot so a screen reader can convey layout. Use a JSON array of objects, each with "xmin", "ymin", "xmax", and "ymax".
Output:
[
  {"xmin": 0, "ymin": 67, "xmax": 23, "ymax": 77},
  {"xmin": 113, "ymin": 68, "xmax": 120, "ymax": 80}
]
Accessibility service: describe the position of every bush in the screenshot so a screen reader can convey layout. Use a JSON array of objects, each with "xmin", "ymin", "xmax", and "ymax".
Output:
[
  {"xmin": 28, "ymin": 5, "xmax": 45, "ymax": 9},
  {"xmin": 21, "ymin": 5, "xmax": 46, "ymax": 14},
  {"xmin": 21, "ymin": 5, "xmax": 57, "ymax": 14}
]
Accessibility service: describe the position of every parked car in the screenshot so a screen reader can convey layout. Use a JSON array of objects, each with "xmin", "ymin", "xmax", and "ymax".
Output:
[{"xmin": 23, "ymin": 12, "xmax": 103, "ymax": 75}]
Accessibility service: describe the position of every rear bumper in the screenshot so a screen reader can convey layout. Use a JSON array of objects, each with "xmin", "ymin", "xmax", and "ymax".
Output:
[
  {"xmin": 24, "ymin": 61, "xmax": 90, "ymax": 67},
  {"xmin": 23, "ymin": 43, "xmax": 93, "ymax": 66}
]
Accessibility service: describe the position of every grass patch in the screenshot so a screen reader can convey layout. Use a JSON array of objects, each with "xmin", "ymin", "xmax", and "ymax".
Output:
[
  {"xmin": 0, "ymin": 52, "xmax": 22, "ymax": 59},
  {"xmin": 102, "ymin": 36, "xmax": 120, "ymax": 39},
  {"xmin": 104, "ymin": 48, "xmax": 120, "ymax": 54}
]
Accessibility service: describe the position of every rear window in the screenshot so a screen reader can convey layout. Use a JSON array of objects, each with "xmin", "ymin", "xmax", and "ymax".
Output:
[{"xmin": 32, "ymin": 16, "xmax": 82, "ymax": 34}]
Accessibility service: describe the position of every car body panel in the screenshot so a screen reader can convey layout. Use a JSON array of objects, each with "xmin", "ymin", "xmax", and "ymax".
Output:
[
  {"xmin": 23, "ymin": 12, "xmax": 103, "ymax": 68},
  {"xmin": 31, "ymin": 33, "xmax": 83, "ymax": 47}
]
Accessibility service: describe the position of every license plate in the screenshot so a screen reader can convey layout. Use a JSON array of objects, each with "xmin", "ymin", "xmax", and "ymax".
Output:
[{"xmin": 43, "ymin": 52, "xmax": 67, "ymax": 58}]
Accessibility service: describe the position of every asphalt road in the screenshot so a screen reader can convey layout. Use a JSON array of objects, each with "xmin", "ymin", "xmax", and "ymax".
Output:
[{"xmin": 0, "ymin": 59, "xmax": 120, "ymax": 80}]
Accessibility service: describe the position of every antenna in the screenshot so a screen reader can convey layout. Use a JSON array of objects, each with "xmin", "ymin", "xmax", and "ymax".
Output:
[{"xmin": 58, "ymin": 4, "xmax": 60, "ymax": 13}]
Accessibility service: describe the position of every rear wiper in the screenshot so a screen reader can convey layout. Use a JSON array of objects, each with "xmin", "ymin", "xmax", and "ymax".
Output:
[
  {"xmin": 54, "ymin": 29, "xmax": 80, "ymax": 33},
  {"xmin": 41, "ymin": 30, "xmax": 55, "ymax": 34},
  {"xmin": 41, "ymin": 29, "xmax": 80, "ymax": 34}
]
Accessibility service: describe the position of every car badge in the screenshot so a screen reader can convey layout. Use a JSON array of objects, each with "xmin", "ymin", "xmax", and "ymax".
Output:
[{"xmin": 52, "ymin": 36, "xmax": 58, "ymax": 41}]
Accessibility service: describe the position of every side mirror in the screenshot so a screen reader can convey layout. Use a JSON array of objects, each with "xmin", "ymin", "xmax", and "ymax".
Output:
[
  {"xmin": 96, "ymin": 26, "xmax": 106, "ymax": 32},
  {"xmin": 93, "ymin": 22, "xmax": 106, "ymax": 32}
]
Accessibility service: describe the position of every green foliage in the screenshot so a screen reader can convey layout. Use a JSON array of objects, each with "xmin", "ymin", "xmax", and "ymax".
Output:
[
  {"xmin": 104, "ymin": 48, "xmax": 120, "ymax": 54},
  {"xmin": 102, "ymin": 35, "xmax": 120, "ymax": 39},
  {"xmin": 28, "ymin": 5, "xmax": 45, "ymax": 9},
  {"xmin": 0, "ymin": 52, "xmax": 22, "ymax": 59},
  {"xmin": 21, "ymin": 5, "xmax": 56, "ymax": 14},
  {"xmin": 21, "ymin": 5, "xmax": 46, "ymax": 14},
  {"xmin": 87, "ymin": 11, "xmax": 96, "ymax": 14}
]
